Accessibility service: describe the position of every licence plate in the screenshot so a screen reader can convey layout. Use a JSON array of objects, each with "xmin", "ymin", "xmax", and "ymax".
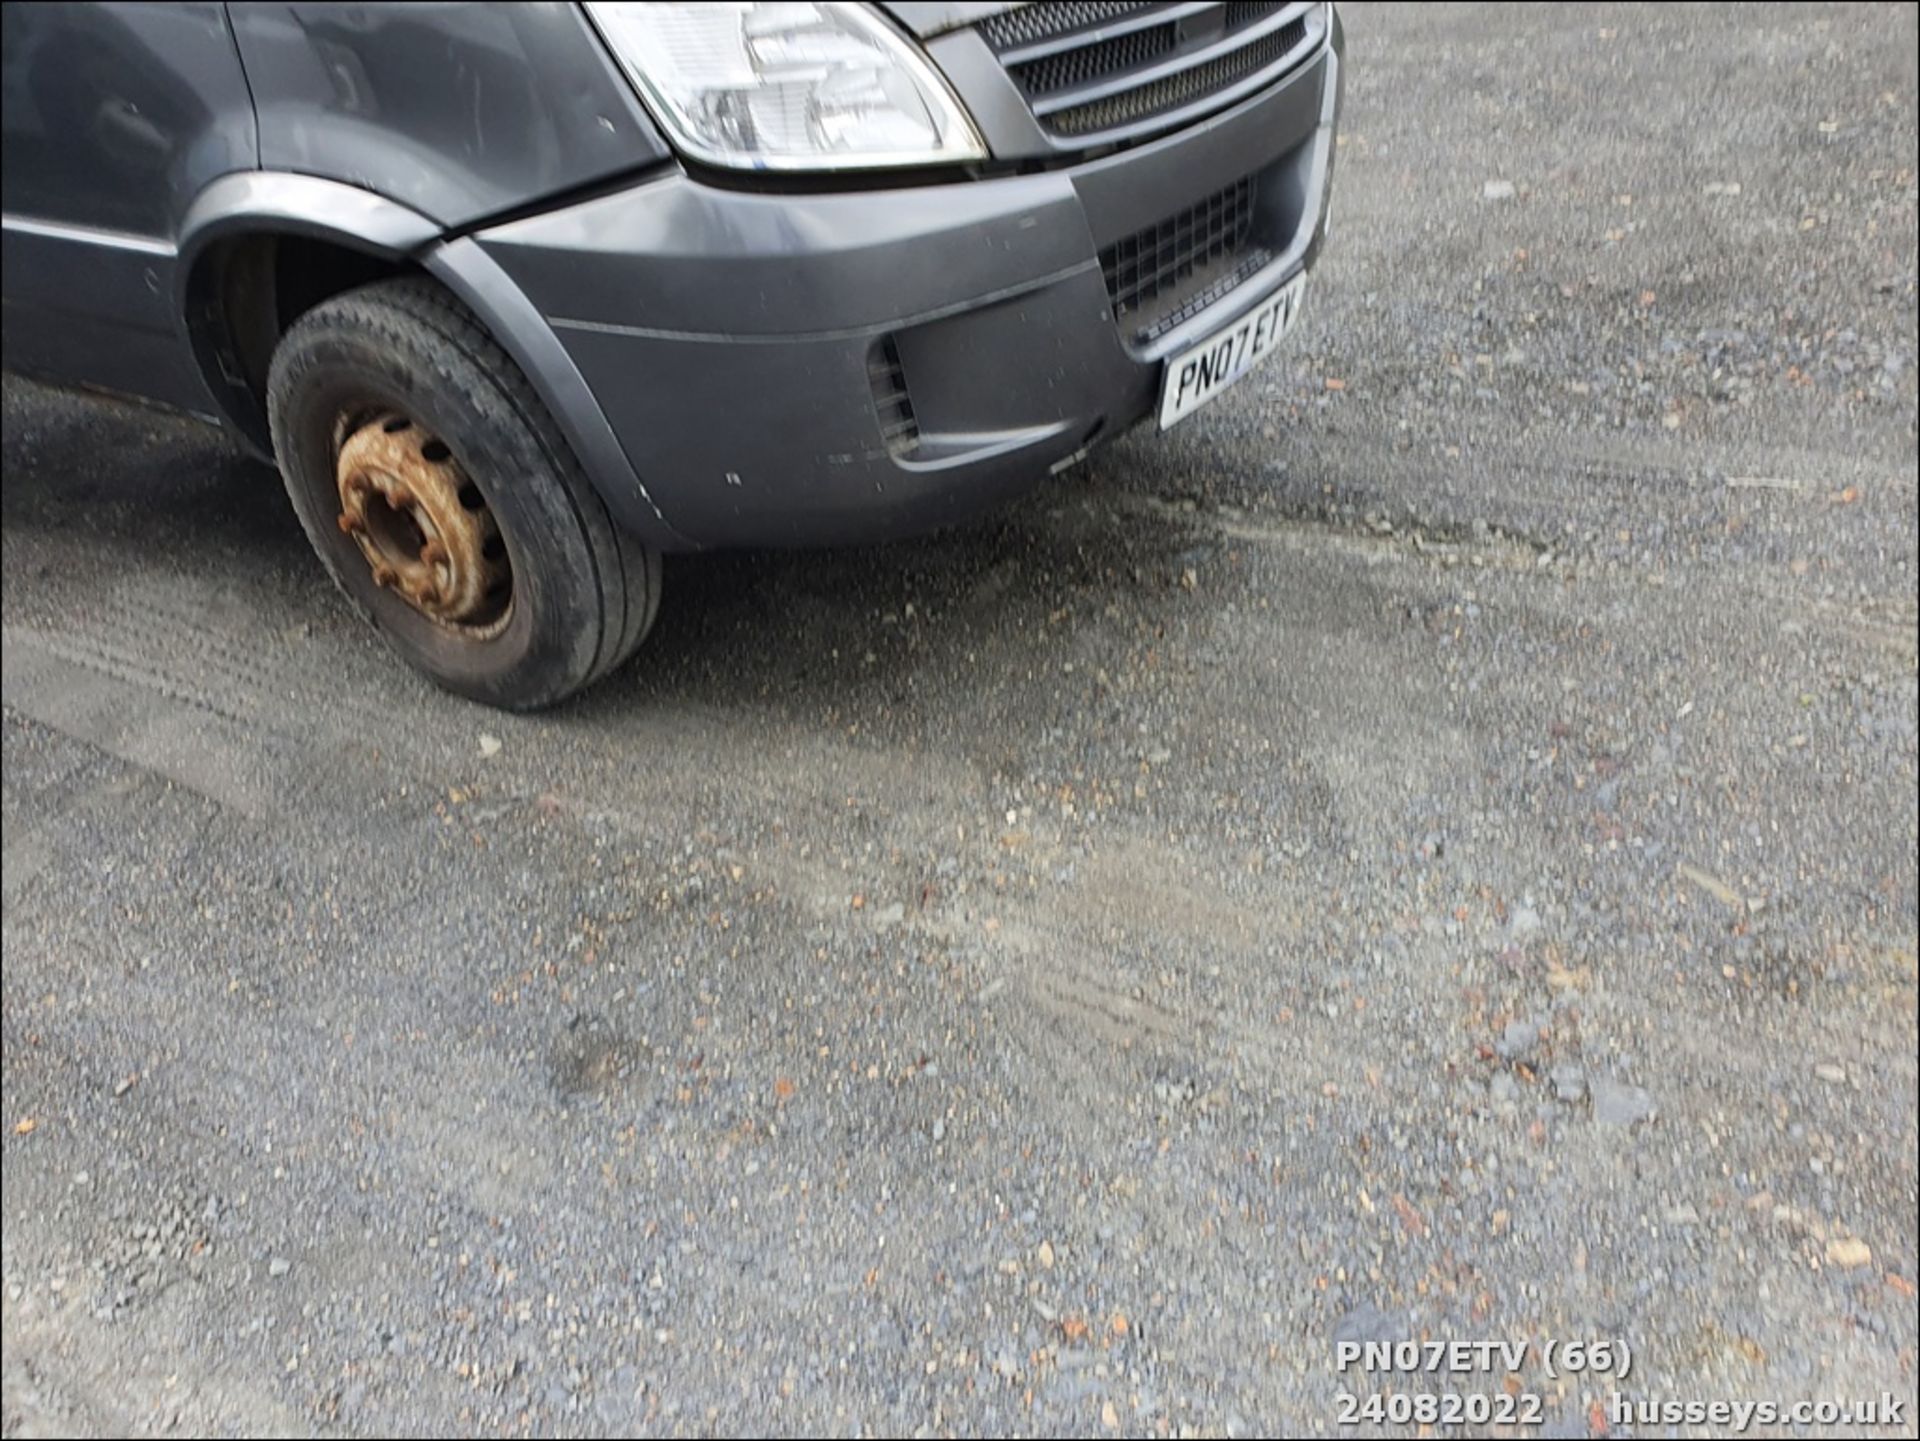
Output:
[{"xmin": 1157, "ymin": 271, "xmax": 1307, "ymax": 429}]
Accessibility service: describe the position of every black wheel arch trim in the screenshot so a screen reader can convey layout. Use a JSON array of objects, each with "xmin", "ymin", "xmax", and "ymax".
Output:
[{"xmin": 423, "ymin": 238, "xmax": 690, "ymax": 551}]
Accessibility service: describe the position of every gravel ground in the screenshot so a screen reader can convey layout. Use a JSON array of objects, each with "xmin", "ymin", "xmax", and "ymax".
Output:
[{"xmin": 3, "ymin": 3, "xmax": 1916, "ymax": 1436}]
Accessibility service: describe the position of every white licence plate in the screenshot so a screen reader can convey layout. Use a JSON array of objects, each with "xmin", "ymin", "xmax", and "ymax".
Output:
[{"xmin": 1157, "ymin": 271, "xmax": 1307, "ymax": 429}]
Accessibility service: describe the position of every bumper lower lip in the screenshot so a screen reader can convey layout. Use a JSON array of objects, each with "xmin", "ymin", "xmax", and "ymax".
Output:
[{"xmin": 471, "ymin": 20, "xmax": 1343, "ymax": 551}]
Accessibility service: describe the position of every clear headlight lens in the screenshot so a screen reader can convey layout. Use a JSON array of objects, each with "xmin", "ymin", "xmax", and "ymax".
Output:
[{"xmin": 585, "ymin": 2, "xmax": 986, "ymax": 171}]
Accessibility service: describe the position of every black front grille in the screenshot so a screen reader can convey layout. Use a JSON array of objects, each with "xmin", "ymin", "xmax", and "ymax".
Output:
[
  {"xmin": 1224, "ymin": 0, "xmax": 1285, "ymax": 28},
  {"xmin": 977, "ymin": 1, "xmax": 1321, "ymax": 147},
  {"xmin": 1135, "ymin": 249, "xmax": 1275, "ymax": 341},
  {"xmin": 1048, "ymin": 17, "xmax": 1308, "ymax": 136},
  {"xmin": 1100, "ymin": 176, "xmax": 1265, "ymax": 339},
  {"xmin": 1010, "ymin": 21, "xmax": 1177, "ymax": 96},
  {"xmin": 868, "ymin": 337, "xmax": 918, "ymax": 456}
]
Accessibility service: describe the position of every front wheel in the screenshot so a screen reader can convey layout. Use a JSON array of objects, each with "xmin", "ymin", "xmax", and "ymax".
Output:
[{"xmin": 266, "ymin": 277, "xmax": 660, "ymax": 709}]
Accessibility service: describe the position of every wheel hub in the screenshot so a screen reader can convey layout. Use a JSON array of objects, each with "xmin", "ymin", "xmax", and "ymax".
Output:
[{"xmin": 334, "ymin": 412, "xmax": 510, "ymax": 630}]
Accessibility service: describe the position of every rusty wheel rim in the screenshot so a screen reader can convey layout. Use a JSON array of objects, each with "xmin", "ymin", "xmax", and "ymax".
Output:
[{"xmin": 333, "ymin": 411, "xmax": 512, "ymax": 636}]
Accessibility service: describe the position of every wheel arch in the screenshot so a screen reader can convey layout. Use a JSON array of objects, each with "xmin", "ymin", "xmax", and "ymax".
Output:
[
  {"xmin": 174, "ymin": 171, "xmax": 687, "ymax": 550},
  {"xmin": 177, "ymin": 173, "xmax": 440, "ymax": 455}
]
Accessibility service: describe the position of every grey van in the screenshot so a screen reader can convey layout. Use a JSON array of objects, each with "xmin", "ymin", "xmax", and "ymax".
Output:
[{"xmin": 1, "ymin": 1, "xmax": 1344, "ymax": 707}]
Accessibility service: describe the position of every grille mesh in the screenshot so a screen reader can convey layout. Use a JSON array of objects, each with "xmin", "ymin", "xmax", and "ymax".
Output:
[
  {"xmin": 1100, "ymin": 176, "xmax": 1259, "ymax": 333},
  {"xmin": 1223, "ymin": 0, "xmax": 1284, "ymax": 28},
  {"xmin": 976, "ymin": 2, "xmax": 1151, "ymax": 51},
  {"xmin": 1009, "ymin": 22, "xmax": 1177, "ymax": 95},
  {"xmin": 1047, "ymin": 18, "xmax": 1307, "ymax": 137}
]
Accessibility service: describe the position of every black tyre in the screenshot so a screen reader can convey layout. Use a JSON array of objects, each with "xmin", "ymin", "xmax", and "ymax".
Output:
[{"xmin": 266, "ymin": 277, "xmax": 660, "ymax": 709}]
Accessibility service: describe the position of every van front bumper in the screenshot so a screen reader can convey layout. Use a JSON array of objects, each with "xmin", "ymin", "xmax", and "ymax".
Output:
[{"xmin": 468, "ymin": 13, "xmax": 1343, "ymax": 551}]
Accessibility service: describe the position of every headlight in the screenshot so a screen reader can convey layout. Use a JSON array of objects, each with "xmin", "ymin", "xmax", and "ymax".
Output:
[{"xmin": 585, "ymin": 1, "xmax": 986, "ymax": 171}]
